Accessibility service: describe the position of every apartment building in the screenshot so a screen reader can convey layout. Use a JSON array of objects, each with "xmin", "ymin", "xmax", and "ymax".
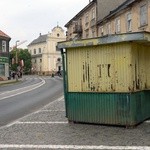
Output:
[
  {"xmin": 65, "ymin": 0, "xmax": 126, "ymax": 40},
  {"xmin": 98, "ymin": 0, "xmax": 150, "ymax": 36},
  {"xmin": 0, "ymin": 30, "xmax": 11, "ymax": 80},
  {"xmin": 28, "ymin": 26, "xmax": 66, "ymax": 75}
]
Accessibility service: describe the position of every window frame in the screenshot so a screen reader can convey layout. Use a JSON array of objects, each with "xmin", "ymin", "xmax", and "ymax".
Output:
[
  {"xmin": 39, "ymin": 48, "xmax": 41, "ymax": 53},
  {"xmin": 34, "ymin": 49, "xmax": 36, "ymax": 54},
  {"xmin": 2, "ymin": 40, "xmax": 7, "ymax": 52},
  {"xmin": 126, "ymin": 12, "xmax": 132, "ymax": 32},
  {"xmin": 92, "ymin": 8, "xmax": 95, "ymax": 19},
  {"xmin": 115, "ymin": 17, "xmax": 121, "ymax": 33},
  {"xmin": 140, "ymin": 4, "xmax": 148, "ymax": 27}
]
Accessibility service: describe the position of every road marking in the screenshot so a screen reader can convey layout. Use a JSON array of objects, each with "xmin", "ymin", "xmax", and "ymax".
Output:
[
  {"xmin": 0, "ymin": 78, "xmax": 44, "ymax": 95},
  {"xmin": 0, "ymin": 78, "xmax": 45, "ymax": 100},
  {"xmin": 3, "ymin": 96, "xmax": 64, "ymax": 128},
  {"xmin": 36, "ymin": 110, "xmax": 65, "ymax": 112},
  {"xmin": 145, "ymin": 120, "xmax": 150, "ymax": 123},
  {"xmin": 15, "ymin": 121, "xmax": 68, "ymax": 124},
  {"xmin": 0, "ymin": 145, "xmax": 149, "ymax": 149}
]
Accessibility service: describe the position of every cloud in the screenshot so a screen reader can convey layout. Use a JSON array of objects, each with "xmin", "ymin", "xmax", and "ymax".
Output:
[{"xmin": 0, "ymin": 0, "xmax": 89, "ymax": 48}]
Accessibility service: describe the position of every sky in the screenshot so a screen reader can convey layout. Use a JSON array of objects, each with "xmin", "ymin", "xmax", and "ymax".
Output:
[{"xmin": 0, "ymin": 0, "xmax": 90, "ymax": 49}]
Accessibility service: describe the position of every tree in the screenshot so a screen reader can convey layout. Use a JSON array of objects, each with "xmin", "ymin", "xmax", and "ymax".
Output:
[{"xmin": 10, "ymin": 48, "xmax": 32, "ymax": 74}]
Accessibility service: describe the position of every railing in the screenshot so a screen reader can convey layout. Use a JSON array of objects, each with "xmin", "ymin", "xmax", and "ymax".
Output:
[{"xmin": 73, "ymin": 25, "xmax": 82, "ymax": 34}]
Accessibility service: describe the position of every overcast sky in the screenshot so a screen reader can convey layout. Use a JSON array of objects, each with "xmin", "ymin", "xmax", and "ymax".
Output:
[{"xmin": 0, "ymin": 0, "xmax": 89, "ymax": 49}]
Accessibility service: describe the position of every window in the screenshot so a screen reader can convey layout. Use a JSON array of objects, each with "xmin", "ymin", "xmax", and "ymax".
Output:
[
  {"xmin": 39, "ymin": 48, "xmax": 41, "ymax": 53},
  {"xmin": 85, "ymin": 13, "xmax": 89, "ymax": 24},
  {"xmin": 57, "ymin": 58, "xmax": 61, "ymax": 62},
  {"xmin": 140, "ymin": 4, "xmax": 148, "ymax": 27},
  {"xmin": 40, "ymin": 59, "xmax": 42, "ymax": 63},
  {"xmin": 57, "ymin": 33, "xmax": 60, "ymax": 37},
  {"xmin": 92, "ymin": 8, "xmax": 95, "ymax": 19},
  {"xmin": 100, "ymin": 26, "xmax": 104, "ymax": 36},
  {"xmin": 107, "ymin": 23, "xmax": 111, "ymax": 35},
  {"xmin": 115, "ymin": 18, "xmax": 121, "ymax": 33},
  {"xmin": 2, "ymin": 41, "xmax": 6, "ymax": 52},
  {"xmin": 34, "ymin": 49, "xmax": 36, "ymax": 54},
  {"xmin": 127, "ymin": 12, "xmax": 132, "ymax": 32}
]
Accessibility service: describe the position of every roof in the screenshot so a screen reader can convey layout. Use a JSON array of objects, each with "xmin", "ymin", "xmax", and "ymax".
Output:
[
  {"xmin": 28, "ymin": 34, "xmax": 47, "ymax": 46},
  {"xmin": 65, "ymin": 0, "xmax": 96, "ymax": 27},
  {"xmin": 0, "ymin": 30, "xmax": 11, "ymax": 39},
  {"xmin": 97, "ymin": 0, "xmax": 127, "ymax": 22},
  {"xmin": 98, "ymin": 0, "xmax": 137, "ymax": 24},
  {"xmin": 65, "ymin": 0, "xmax": 127, "ymax": 27},
  {"xmin": 58, "ymin": 32, "xmax": 150, "ymax": 49}
]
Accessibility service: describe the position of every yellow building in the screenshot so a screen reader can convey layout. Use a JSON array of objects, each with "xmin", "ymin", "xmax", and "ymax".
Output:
[
  {"xmin": 65, "ymin": 0, "xmax": 126, "ymax": 41},
  {"xmin": 28, "ymin": 26, "xmax": 66, "ymax": 75},
  {"xmin": 98, "ymin": 0, "xmax": 150, "ymax": 36}
]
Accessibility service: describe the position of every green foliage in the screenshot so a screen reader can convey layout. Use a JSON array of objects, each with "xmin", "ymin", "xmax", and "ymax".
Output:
[{"xmin": 10, "ymin": 48, "xmax": 32, "ymax": 74}]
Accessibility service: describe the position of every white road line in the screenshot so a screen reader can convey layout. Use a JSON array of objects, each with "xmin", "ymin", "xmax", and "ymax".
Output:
[
  {"xmin": 0, "ymin": 77, "xmax": 44, "ymax": 95},
  {"xmin": 0, "ymin": 145, "xmax": 149, "ymax": 149},
  {"xmin": 16, "ymin": 121, "xmax": 68, "ymax": 124},
  {"xmin": 36, "ymin": 110, "xmax": 65, "ymax": 112},
  {"xmin": 3, "ymin": 96, "xmax": 64, "ymax": 128},
  {"xmin": 0, "ymin": 78, "xmax": 45, "ymax": 100},
  {"xmin": 145, "ymin": 120, "xmax": 150, "ymax": 123}
]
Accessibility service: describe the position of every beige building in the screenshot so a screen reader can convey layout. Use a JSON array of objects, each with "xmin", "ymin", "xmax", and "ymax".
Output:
[
  {"xmin": 65, "ymin": 0, "xmax": 126, "ymax": 41},
  {"xmin": 28, "ymin": 26, "xmax": 66, "ymax": 75},
  {"xmin": 98, "ymin": 0, "xmax": 150, "ymax": 36}
]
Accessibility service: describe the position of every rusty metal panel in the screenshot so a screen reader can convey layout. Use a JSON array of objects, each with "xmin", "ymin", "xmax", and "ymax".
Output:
[
  {"xmin": 131, "ymin": 43, "xmax": 150, "ymax": 91},
  {"xmin": 67, "ymin": 43, "xmax": 132, "ymax": 92},
  {"xmin": 145, "ymin": 45, "xmax": 150, "ymax": 89}
]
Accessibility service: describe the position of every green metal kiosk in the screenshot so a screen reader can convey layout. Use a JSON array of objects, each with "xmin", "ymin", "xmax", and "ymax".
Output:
[{"xmin": 58, "ymin": 32, "xmax": 150, "ymax": 127}]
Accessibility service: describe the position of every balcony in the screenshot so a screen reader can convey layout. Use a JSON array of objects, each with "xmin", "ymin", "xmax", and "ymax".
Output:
[
  {"xmin": 90, "ymin": 18, "xmax": 96, "ymax": 27},
  {"xmin": 73, "ymin": 25, "xmax": 82, "ymax": 34}
]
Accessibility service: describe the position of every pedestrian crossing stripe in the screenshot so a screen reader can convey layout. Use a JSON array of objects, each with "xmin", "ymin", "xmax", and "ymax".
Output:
[{"xmin": 0, "ymin": 145, "xmax": 149, "ymax": 149}]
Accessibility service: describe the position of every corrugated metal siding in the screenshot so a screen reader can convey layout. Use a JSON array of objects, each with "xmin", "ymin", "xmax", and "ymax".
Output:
[
  {"xmin": 145, "ymin": 45, "xmax": 150, "ymax": 88},
  {"xmin": 67, "ymin": 43, "xmax": 132, "ymax": 92},
  {"xmin": 131, "ymin": 43, "xmax": 150, "ymax": 91},
  {"xmin": 66, "ymin": 91, "xmax": 150, "ymax": 126}
]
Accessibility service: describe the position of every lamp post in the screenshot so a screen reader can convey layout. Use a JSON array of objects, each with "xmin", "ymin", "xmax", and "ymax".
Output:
[{"xmin": 14, "ymin": 40, "xmax": 20, "ymax": 81}]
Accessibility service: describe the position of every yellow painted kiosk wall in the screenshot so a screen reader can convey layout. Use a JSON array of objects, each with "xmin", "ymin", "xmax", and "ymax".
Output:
[
  {"xmin": 131, "ymin": 43, "xmax": 150, "ymax": 90},
  {"xmin": 67, "ymin": 43, "xmax": 133, "ymax": 92}
]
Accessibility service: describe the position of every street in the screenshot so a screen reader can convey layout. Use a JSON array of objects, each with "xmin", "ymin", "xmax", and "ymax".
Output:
[
  {"xmin": 0, "ymin": 75, "xmax": 149, "ymax": 149},
  {"xmin": 0, "ymin": 75, "xmax": 63, "ymax": 127}
]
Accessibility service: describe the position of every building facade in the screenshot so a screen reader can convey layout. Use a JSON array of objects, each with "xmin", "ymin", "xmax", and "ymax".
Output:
[
  {"xmin": 65, "ymin": 0, "xmax": 126, "ymax": 41},
  {"xmin": 28, "ymin": 26, "xmax": 66, "ymax": 75},
  {"xmin": 0, "ymin": 30, "xmax": 11, "ymax": 80},
  {"xmin": 98, "ymin": 0, "xmax": 150, "ymax": 36}
]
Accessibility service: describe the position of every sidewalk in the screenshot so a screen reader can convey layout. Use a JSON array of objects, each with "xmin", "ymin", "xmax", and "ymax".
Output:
[
  {"xmin": 0, "ymin": 96, "xmax": 150, "ymax": 149},
  {"xmin": 0, "ymin": 78, "xmax": 22, "ymax": 86}
]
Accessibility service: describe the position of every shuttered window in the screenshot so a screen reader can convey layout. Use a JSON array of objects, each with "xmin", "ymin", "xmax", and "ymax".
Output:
[
  {"xmin": 140, "ymin": 4, "xmax": 148, "ymax": 26},
  {"xmin": 127, "ymin": 12, "xmax": 132, "ymax": 32}
]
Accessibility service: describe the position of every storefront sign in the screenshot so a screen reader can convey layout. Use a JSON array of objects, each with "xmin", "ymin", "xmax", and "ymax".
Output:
[{"xmin": 0, "ymin": 57, "xmax": 9, "ymax": 63}]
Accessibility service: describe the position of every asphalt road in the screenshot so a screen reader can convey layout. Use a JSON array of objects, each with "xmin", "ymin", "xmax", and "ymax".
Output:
[
  {"xmin": 0, "ymin": 75, "xmax": 63, "ymax": 127},
  {"xmin": 0, "ymin": 75, "xmax": 149, "ymax": 150}
]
